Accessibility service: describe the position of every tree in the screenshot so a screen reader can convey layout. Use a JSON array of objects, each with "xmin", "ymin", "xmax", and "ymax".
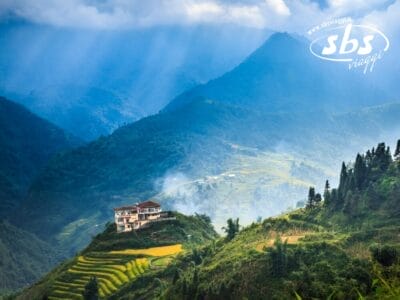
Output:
[
  {"xmin": 306, "ymin": 187, "xmax": 315, "ymax": 209},
  {"xmin": 268, "ymin": 236, "xmax": 288, "ymax": 277},
  {"xmin": 222, "ymin": 218, "xmax": 240, "ymax": 241},
  {"xmin": 371, "ymin": 245, "xmax": 398, "ymax": 267},
  {"xmin": 323, "ymin": 180, "xmax": 331, "ymax": 204},
  {"xmin": 354, "ymin": 153, "xmax": 366, "ymax": 189},
  {"xmin": 173, "ymin": 268, "xmax": 180, "ymax": 284},
  {"xmin": 395, "ymin": 139, "xmax": 400, "ymax": 160},
  {"xmin": 83, "ymin": 277, "xmax": 98, "ymax": 300},
  {"xmin": 314, "ymin": 193, "xmax": 322, "ymax": 204},
  {"xmin": 338, "ymin": 162, "xmax": 348, "ymax": 200}
]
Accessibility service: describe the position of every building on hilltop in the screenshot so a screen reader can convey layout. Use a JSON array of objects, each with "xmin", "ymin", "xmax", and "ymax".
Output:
[{"xmin": 113, "ymin": 200, "xmax": 162, "ymax": 232}]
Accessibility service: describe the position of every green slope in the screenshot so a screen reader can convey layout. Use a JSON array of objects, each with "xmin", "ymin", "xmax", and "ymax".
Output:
[
  {"xmin": 0, "ymin": 96, "xmax": 82, "ymax": 216},
  {"xmin": 17, "ymin": 213, "xmax": 217, "ymax": 300},
  {"xmin": 0, "ymin": 222, "xmax": 63, "ymax": 295},
  {"xmin": 107, "ymin": 141, "xmax": 400, "ymax": 299}
]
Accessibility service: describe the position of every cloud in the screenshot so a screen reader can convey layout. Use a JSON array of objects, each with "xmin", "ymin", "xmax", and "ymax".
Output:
[
  {"xmin": 265, "ymin": 0, "xmax": 291, "ymax": 16},
  {"xmin": 0, "ymin": 0, "xmax": 398, "ymax": 34},
  {"xmin": 0, "ymin": 0, "xmax": 288, "ymax": 29}
]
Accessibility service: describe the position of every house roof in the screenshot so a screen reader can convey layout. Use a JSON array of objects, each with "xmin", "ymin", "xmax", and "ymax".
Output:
[
  {"xmin": 113, "ymin": 206, "xmax": 137, "ymax": 211},
  {"xmin": 137, "ymin": 200, "xmax": 161, "ymax": 208},
  {"xmin": 113, "ymin": 200, "xmax": 160, "ymax": 211}
]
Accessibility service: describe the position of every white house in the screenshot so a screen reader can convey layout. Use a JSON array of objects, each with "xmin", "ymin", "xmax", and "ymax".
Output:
[{"xmin": 114, "ymin": 200, "xmax": 162, "ymax": 232}]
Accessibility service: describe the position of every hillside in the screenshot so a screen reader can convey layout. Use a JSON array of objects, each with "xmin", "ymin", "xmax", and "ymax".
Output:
[
  {"xmin": 0, "ymin": 96, "xmax": 82, "ymax": 216},
  {"xmin": 15, "ymin": 34, "xmax": 400, "ymax": 256},
  {"xmin": 17, "ymin": 213, "xmax": 217, "ymax": 300},
  {"xmin": 0, "ymin": 222, "xmax": 63, "ymax": 295},
  {"xmin": 20, "ymin": 141, "xmax": 400, "ymax": 299},
  {"xmin": 106, "ymin": 141, "xmax": 400, "ymax": 299}
]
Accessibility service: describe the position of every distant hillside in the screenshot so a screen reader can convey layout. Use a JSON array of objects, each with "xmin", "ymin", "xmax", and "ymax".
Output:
[
  {"xmin": 0, "ymin": 221, "xmax": 63, "ymax": 295},
  {"xmin": 17, "ymin": 213, "xmax": 217, "ymax": 300},
  {"xmin": 0, "ymin": 96, "xmax": 81, "ymax": 216}
]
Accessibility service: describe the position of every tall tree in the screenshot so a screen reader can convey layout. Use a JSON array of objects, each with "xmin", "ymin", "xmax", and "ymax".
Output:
[
  {"xmin": 323, "ymin": 180, "xmax": 331, "ymax": 204},
  {"xmin": 83, "ymin": 277, "xmax": 98, "ymax": 300},
  {"xmin": 395, "ymin": 139, "xmax": 400, "ymax": 161},
  {"xmin": 307, "ymin": 187, "xmax": 315, "ymax": 209},
  {"xmin": 338, "ymin": 162, "xmax": 348, "ymax": 200},
  {"xmin": 314, "ymin": 193, "xmax": 322, "ymax": 204},
  {"xmin": 354, "ymin": 154, "xmax": 366, "ymax": 189}
]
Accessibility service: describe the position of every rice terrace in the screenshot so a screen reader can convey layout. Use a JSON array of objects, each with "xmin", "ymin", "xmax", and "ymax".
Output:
[{"xmin": 48, "ymin": 244, "xmax": 182, "ymax": 299}]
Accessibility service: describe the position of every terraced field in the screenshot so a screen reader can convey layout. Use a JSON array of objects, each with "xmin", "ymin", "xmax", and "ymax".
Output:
[{"xmin": 48, "ymin": 244, "xmax": 182, "ymax": 299}]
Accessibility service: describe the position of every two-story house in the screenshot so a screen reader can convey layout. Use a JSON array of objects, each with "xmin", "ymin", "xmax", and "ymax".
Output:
[{"xmin": 114, "ymin": 200, "xmax": 161, "ymax": 232}]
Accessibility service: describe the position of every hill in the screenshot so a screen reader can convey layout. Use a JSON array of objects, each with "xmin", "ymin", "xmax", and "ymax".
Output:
[
  {"xmin": 16, "ymin": 33, "xmax": 400, "ymax": 256},
  {"xmin": 0, "ymin": 96, "xmax": 82, "ymax": 217},
  {"xmin": 19, "ymin": 141, "xmax": 400, "ymax": 299},
  {"xmin": 0, "ymin": 221, "xmax": 63, "ymax": 295},
  {"xmin": 17, "ymin": 213, "xmax": 217, "ymax": 300}
]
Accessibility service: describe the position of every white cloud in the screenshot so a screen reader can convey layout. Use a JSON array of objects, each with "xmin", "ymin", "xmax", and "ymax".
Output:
[
  {"xmin": 0, "ymin": 0, "xmax": 288, "ymax": 29},
  {"xmin": 265, "ymin": 0, "xmax": 291, "ymax": 16},
  {"xmin": 0, "ymin": 0, "xmax": 398, "ymax": 33}
]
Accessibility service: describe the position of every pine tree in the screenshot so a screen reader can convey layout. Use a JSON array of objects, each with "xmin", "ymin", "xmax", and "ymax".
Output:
[
  {"xmin": 83, "ymin": 277, "xmax": 98, "ymax": 300},
  {"xmin": 306, "ymin": 187, "xmax": 315, "ymax": 209},
  {"xmin": 338, "ymin": 162, "xmax": 347, "ymax": 201},
  {"xmin": 323, "ymin": 180, "xmax": 331, "ymax": 204},
  {"xmin": 395, "ymin": 139, "xmax": 400, "ymax": 160},
  {"xmin": 354, "ymin": 153, "xmax": 366, "ymax": 189},
  {"xmin": 314, "ymin": 193, "xmax": 322, "ymax": 204}
]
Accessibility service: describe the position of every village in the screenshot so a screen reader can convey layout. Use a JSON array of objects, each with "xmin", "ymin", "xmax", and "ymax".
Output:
[{"xmin": 113, "ymin": 200, "xmax": 174, "ymax": 232}]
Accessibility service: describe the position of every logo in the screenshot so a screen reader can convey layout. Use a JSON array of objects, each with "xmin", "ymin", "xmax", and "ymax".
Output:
[{"xmin": 308, "ymin": 18, "xmax": 390, "ymax": 73}]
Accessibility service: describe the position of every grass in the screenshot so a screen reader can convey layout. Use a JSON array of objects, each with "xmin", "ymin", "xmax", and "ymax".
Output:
[{"xmin": 47, "ymin": 244, "xmax": 181, "ymax": 299}]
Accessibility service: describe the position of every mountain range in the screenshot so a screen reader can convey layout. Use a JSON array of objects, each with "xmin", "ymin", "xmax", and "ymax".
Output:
[{"xmin": 11, "ymin": 33, "xmax": 400, "ymax": 257}]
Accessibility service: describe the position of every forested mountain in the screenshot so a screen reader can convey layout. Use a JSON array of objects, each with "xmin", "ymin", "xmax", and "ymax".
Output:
[
  {"xmin": 15, "ymin": 33, "xmax": 400, "ymax": 256},
  {"xmin": 0, "ymin": 96, "xmax": 81, "ymax": 217},
  {"xmin": 0, "ymin": 221, "xmax": 63, "ymax": 294},
  {"xmin": 18, "ymin": 141, "xmax": 400, "ymax": 299}
]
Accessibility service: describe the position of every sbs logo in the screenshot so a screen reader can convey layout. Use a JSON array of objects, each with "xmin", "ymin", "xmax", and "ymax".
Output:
[{"xmin": 308, "ymin": 19, "xmax": 390, "ymax": 73}]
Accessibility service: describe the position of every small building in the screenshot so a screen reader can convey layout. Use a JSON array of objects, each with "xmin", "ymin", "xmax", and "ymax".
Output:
[{"xmin": 114, "ymin": 200, "xmax": 162, "ymax": 232}]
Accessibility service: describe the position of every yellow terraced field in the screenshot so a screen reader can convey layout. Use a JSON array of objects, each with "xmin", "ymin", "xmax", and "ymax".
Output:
[
  {"xmin": 109, "ymin": 244, "xmax": 182, "ymax": 256},
  {"xmin": 49, "ymin": 244, "xmax": 181, "ymax": 299}
]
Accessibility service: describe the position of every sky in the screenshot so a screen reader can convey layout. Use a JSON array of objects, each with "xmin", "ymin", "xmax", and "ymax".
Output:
[{"xmin": 0, "ymin": 0, "xmax": 399, "ymax": 36}]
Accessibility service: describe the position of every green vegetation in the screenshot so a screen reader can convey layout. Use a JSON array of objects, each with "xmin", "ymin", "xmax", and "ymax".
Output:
[
  {"xmin": 17, "ymin": 213, "xmax": 217, "ymax": 299},
  {"xmin": 14, "ymin": 141, "xmax": 400, "ymax": 299},
  {"xmin": 0, "ymin": 222, "xmax": 63, "ymax": 295},
  {"xmin": 82, "ymin": 277, "xmax": 99, "ymax": 300},
  {"xmin": 91, "ymin": 141, "xmax": 399, "ymax": 299}
]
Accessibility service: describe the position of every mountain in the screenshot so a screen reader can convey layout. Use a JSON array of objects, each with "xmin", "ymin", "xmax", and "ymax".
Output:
[
  {"xmin": 164, "ymin": 33, "xmax": 385, "ymax": 113},
  {"xmin": 0, "ymin": 21, "xmax": 269, "ymax": 140},
  {"xmin": 0, "ymin": 96, "xmax": 82, "ymax": 217},
  {"xmin": 0, "ymin": 221, "xmax": 63, "ymax": 295},
  {"xmin": 18, "ymin": 141, "xmax": 400, "ymax": 299},
  {"xmin": 16, "ymin": 33, "xmax": 400, "ymax": 256}
]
